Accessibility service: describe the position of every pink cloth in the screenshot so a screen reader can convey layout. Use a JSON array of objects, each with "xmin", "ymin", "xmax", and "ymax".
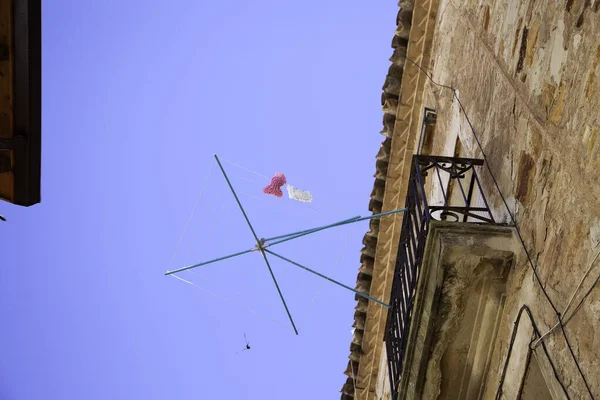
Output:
[{"xmin": 263, "ymin": 172, "xmax": 287, "ymax": 198}]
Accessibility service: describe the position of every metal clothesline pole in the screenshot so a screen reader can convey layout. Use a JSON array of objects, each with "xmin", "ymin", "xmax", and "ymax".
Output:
[
  {"xmin": 264, "ymin": 209, "xmax": 407, "ymax": 247},
  {"xmin": 165, "ymin": 247, "xmax": 255, "ymax": 275},
  {"xmin": 265, "ymin": 249, "xmax": 390, "ymax": 308},
  {"xmin": 167, "ymin": 154, "xmax": 408, "ymax": 334},
  {"xmin": 263, "ymin": 216, "xmax": 361, "ymax": 242},
  {"xmin": 166, "ymin": 208, "xmax": 408, "ymax": 277},
  {"xmin": 264, "ymin": 217, "xmax": 362, "ymax": 247},
  {"xmin": 213, "ymin": 154, "xmax": 299, "ymax": 335}
]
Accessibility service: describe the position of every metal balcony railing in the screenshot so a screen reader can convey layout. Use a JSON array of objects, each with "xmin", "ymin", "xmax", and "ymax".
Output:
[{"xmin": 384, "ymin": 155, "xmax": 498, "ymax": 399}]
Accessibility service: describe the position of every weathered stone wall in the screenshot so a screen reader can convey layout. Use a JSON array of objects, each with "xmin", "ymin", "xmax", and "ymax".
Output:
[{"xmin": 423, "ymin": 0, "xmax": 600, "ymax": 398}]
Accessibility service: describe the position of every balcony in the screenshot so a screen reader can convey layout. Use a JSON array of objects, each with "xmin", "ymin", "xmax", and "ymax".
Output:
[{"xmin": 384, "ymin": 155, "xmax": 510, "ymax": 399}]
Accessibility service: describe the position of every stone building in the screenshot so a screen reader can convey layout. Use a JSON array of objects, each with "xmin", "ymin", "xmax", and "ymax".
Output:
[
  {"xmin": 0, "ymin": 0, "xmax": 42, "ymax": 207},
  {"xmin": 341, "ymin": 0, "xmax": 600, "ymax": 399}
]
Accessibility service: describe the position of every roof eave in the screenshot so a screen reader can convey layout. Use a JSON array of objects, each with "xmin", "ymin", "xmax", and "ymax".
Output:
[{"xmin": 11, "ymin": 0, "xmax": 42, "ymax": 206}]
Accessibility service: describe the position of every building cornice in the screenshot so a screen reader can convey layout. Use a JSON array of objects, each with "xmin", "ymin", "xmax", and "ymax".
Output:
[{"xmin": 341, "ymin": 0, "xmax": 441, "ymax": 398}]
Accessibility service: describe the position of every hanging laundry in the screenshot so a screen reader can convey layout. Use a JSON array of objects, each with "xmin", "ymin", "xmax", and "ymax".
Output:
[
  {"xmin": 263, "ymin": 172, "xmax": 287, "ymax": 198},
  {"xmin": 286, "ymin": 185, "xmax": 313, "ymax": 203},
  {"xmin": 263, "ymin": 172, "xmax": 313, "ymax": 203}
]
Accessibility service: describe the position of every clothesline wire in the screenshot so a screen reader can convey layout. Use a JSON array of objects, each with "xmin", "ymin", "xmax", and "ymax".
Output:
[
  {"xmin": 194, "ymin": 156, "xmax": 343, "ymax": 256},
  {"xmin": 182, "ymin": 189, "xmax": 227, "ymax": 267},
  {"xmin": 171, "ymin": 274, "xmax": 287, "ymax": 329},
  {"xmin": 220, "ymin": 155, "xmax": 361, "ymax": 246},
  {"xmin": 184, "ymin": 197, "xmax": 265, "ymax": 305},
  {"xmin": 219, "ymin": 155, "xmax": 348, "ymax": 216},
  {"xmin": 220, "ymin": 157, "xmax": 270, "ymax": 181},
  {"xmin": 300, "ymin": 223, "xmax": 357, "ymax": 329},
  {"xmin": 167, "ymin": 164, "xmax": 213, "ymax": 272},
  {"xmin": 221, "ymin": 158, "xmax": 322, "ymax": 215},
  {"xmin": 238, "ymin": 177, "xmax": 262, "ymax": 185},
  {"xmin": 179, "ymin": 186, "xmax": 272, "ymax": 317}
]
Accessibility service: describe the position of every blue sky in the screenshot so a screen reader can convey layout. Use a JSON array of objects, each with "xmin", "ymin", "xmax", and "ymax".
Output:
[{"xmin": 1, "ymin": 1, "xmax": 397, "ymax": 398}]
